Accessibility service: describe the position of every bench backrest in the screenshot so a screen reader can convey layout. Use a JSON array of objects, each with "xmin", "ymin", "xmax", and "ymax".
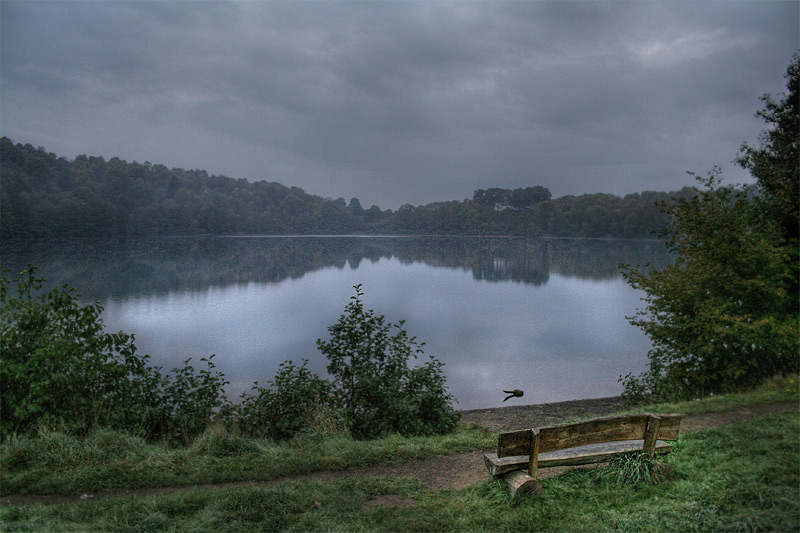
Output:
[{"xmin": 497, "ymin": 413, "xmax": 681, "ymax": 458}]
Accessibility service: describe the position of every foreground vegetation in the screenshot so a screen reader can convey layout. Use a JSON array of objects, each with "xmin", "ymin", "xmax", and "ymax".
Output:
[
  {"xmin": 0, "ymin": 423, "xmax": 493, "ymax": 497},
  {"xmin": 1, "ymin": 378, "xmax": 797, "ymax": 532},
  {"xmin": 1, "ymin": 269, "xmax": 458, "ymax": 443},
  {"xmin": 1, "ymin": 375, "xmax": 795, "ymax": 497}
]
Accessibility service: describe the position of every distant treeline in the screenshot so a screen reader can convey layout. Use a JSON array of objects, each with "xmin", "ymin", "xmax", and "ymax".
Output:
[{"xmin": 1, "ymin": 137, "xmax": 693, "ymax": 239}]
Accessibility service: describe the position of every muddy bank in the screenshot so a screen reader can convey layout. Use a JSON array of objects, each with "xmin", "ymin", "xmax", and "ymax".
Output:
[{"xmin": 459, "ymin": 396, "xmax": 627, "ymax": 432}]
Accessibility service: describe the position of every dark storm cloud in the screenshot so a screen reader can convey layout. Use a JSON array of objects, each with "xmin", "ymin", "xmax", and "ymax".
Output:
[{"xmin": 1, "ymin": 1, "xmax": 797, "ymax": 208}]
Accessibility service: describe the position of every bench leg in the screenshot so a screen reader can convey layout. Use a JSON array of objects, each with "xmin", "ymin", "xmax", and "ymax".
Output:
[
  {"xmin": 642, "ymin": 414, "xmax": 662, "ymax": 455},
  {"xmin": 528, "ymin": 428, "xmax": 541, "ymax": 479}
]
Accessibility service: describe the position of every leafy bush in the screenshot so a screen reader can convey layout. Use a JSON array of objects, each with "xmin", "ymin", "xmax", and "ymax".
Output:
[
  {"xmin": 151, "ymin": 355, "xmax": 230, "ymax": 445},
  {"xmin": 1, "ymin": 267, "xmax": 159, "ymax": 436},
  {"xmin": 0, "ymin": 267, "xmax": 229, "ymax": 442},
  {"xmin": 393, "ymin": 356, "xmax": 460, "ymax": 436},
  {"xmin": 1, "ymin": 268, "xmax": 458, "ymax": 443},
  {"xmin": 317, "ymin": 284, "xmax": 459, "ymax": 439},
  {"xmin": 236, "ymin": 285, "xmax": 460, "ymax": 442},
  {"xmin": 236, "ymin": 359, "xmax": 333, "ymax": 440}
]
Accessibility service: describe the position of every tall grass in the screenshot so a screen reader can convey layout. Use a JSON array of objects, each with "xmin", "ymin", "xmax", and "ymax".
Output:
[
  {"xmin": 0, "ymin": 422, "xmax": 495, "ymax": 496},
  {"xmin": 593, "ymin": 451, "xmax": 672, "ymax": 486}
]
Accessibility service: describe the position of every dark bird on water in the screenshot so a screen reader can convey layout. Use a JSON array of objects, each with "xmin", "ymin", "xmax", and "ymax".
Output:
[{"xmin": 503, "ymin": 389, "xmax": 524, "ymax": 402}]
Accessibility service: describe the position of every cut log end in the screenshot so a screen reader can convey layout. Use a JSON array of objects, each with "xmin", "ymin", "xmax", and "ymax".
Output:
[{"xmin": 502, "ymin": 470, "xmax": 545, "ymax": 497}]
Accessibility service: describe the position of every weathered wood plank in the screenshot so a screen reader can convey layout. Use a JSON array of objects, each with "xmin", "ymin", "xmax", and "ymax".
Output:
[
  {"xmin": 655, "ymin": 414, "xmax": 681, "ymax": 440},
  {"xmin": 485, "ymin": 439, "xmax": 674, "ymax": 477},
  {"xmin": 528, "ymin": 428, "xmax": 540, "ymax": 479},
  {"xmin": 497, "ymin": 413, "xmax": 681, "ymax": 458},
  {"xmin": 642, "ymin": 415, "xmax": 661, "ymax": 455},
  {"xmin": 539, "ymin": 416, "xmax": 646, "ymax": 452},
  {"xmin": 502, "ymin": 470, "xmax": 544, "ymax": 497}
]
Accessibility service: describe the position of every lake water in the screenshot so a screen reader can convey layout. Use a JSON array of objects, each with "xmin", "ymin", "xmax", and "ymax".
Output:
[{"xmin": 1, "ymin": 236, "xmax": 669, "ymax": 410}]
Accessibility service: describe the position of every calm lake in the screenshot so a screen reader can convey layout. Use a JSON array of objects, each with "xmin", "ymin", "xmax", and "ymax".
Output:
[{"xmin": 1, "ymin": 236, "xmax": 670, "ymax": 410}]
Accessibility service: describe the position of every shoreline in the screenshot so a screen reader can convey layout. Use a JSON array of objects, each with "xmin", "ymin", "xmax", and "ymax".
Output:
[{"xmin": 459, "ymin": 395, "xmax": 626, "ymax": 432}]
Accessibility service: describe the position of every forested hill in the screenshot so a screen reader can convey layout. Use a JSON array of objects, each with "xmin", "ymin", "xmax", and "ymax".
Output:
[{"xmin": 0, "ymin": 137, "xmax": 692, "ymax": 239}]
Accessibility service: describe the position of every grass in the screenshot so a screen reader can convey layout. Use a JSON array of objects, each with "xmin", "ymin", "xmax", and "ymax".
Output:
[
  {"xmin": 0, "ymin": 374, "xmax": 797, "ymax": 531},
  {"xmin": 0, "ymin": 423, "xmax": 496, "ymax": 496},
  {"xmin": 2, "ymin": 411, "xmax": 797, "ymax": 532},
  {"xmin": 625, "ymin": 374, "xmax": 799, "ymax": 417},
  {"xmin": 1, "ymin": 374, "xmax": 796, "ymax": 498},
  {"xmin": 593, "ymin": 451, "xmax": 671, "ymax": 486}
]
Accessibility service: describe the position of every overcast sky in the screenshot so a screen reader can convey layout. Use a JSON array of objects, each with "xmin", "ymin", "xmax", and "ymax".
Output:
[{"xmin": 1, "ymin": 1, "xmax": 797, "ymax": 208}]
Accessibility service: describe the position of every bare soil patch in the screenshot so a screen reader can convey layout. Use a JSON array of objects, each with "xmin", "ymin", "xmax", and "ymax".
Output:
[
  {"xmin": 362, "ymin": 494, "xmax": 418, "ymax": 509},
  {"xmin": 3, "ymin": 397, "xmax": 796, "ymax": 507}
]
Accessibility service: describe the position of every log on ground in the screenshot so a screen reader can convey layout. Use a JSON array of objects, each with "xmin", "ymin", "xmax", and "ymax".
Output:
[{"xmin": 501, "ymin": 470, "xmax": 544, "ymax": 497}]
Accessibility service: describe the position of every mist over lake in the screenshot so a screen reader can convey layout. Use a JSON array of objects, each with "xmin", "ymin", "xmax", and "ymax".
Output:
[{"xmin": 1, "ymin": 236, "xmax": 670, "ymax": 410}]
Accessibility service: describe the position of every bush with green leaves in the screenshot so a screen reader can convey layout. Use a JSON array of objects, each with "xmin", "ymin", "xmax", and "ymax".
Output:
[
  {"xmin": 151, "ymin": 355, "xmax": 230, "ymax": 445},
  {"xmin": 1, "ymin": 267, "xmax": 458, "ymax": 443},
  {"xmin": 236, "ymin": 359, "xmax": 334, "ymax": 440},
  {"xmin": 0, "ymin": 267, "xmax": 229, "ymax": 443},
  {"xmin": 317, "ymin": 284, "xmax": 459, "ymax": 439},
  {"xmin": 234, "ymin": 285, "xmax": 459, "ymax": 440}
]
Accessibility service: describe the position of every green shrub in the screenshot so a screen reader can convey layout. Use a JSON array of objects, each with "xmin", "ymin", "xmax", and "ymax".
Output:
[
  {"xmin": 394, "ymin": 355, "xmax": 460, "ymax": 436},
  {"xmin": 239, "ymin": 285, "xmax": 459, "ymax": 441},
  {"xmin": 1, "ymin": 266, "xmax": 161, "ymax": 436},
  {"xmin": 151, "ymin": 355, "xmax": 230, "ymax": 445},
  {"xmin": 317, "ymin": 284, "xmax": 459, "ymax": 439},
  {"xmin": 1, "ymin": 268, "xmax": 458, "ymax": 443},
  {"xmin": 236, "ymin": 359, "xmax": 333, "ymax": 440},
  {"xmin": 0, "ymin": 267, "xmax": 229, "ymax": 443}
]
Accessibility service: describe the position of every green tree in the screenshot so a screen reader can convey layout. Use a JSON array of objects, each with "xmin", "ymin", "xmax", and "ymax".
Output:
[
  {"xmin": 621, "ymin": 57, "xmax": 800, "ymax": 403},
  {"xmin": 737, "ymin": 54, "xmax": 799, "ymax": 244},
  {"xmin": 622, "ymin": 170, "xmax": 798, "ymax": 402},
  {"xmin": 510, "ymin": 186, "xmax": 552, "ymax": 209},
  {"xmin": 317, "ymin": 285, "xmax": 459, "ymax": 439},
  {"xmin": 737, "ymin": 54, "xmax": 799, "ymax": 313}
]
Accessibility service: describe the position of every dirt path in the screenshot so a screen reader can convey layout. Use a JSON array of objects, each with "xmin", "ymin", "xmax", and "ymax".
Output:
[{"xmin": 3, "ymin": 398, "xmax": 797, "ymax": 507}]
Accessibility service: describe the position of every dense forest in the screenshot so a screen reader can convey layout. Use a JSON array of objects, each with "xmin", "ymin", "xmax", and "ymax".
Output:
[{"xmin": 1, "ymin": 136, "xmax": 693, "ymax": 239}]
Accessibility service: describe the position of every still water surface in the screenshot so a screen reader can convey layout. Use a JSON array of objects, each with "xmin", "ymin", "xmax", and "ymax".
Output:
[{"xmin": 2, "ymin": 236, "xmax": 669, "ymax": 410}]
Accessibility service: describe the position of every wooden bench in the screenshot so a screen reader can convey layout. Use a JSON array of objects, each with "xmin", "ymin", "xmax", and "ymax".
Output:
[{"xmin": 484, "ymin": 413, "xmax": 681, "ymax": 496}]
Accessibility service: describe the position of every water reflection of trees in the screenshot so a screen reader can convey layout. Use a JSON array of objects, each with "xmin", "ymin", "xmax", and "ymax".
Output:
[{"xmin": 0, "ymin": 237, "xmax": 670, "ymax": 300}]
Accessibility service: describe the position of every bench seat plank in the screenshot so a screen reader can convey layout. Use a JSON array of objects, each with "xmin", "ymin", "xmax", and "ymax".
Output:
[{"xmin": 484, "ymin": 439, "xmax": 673, "ymax": 477}]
